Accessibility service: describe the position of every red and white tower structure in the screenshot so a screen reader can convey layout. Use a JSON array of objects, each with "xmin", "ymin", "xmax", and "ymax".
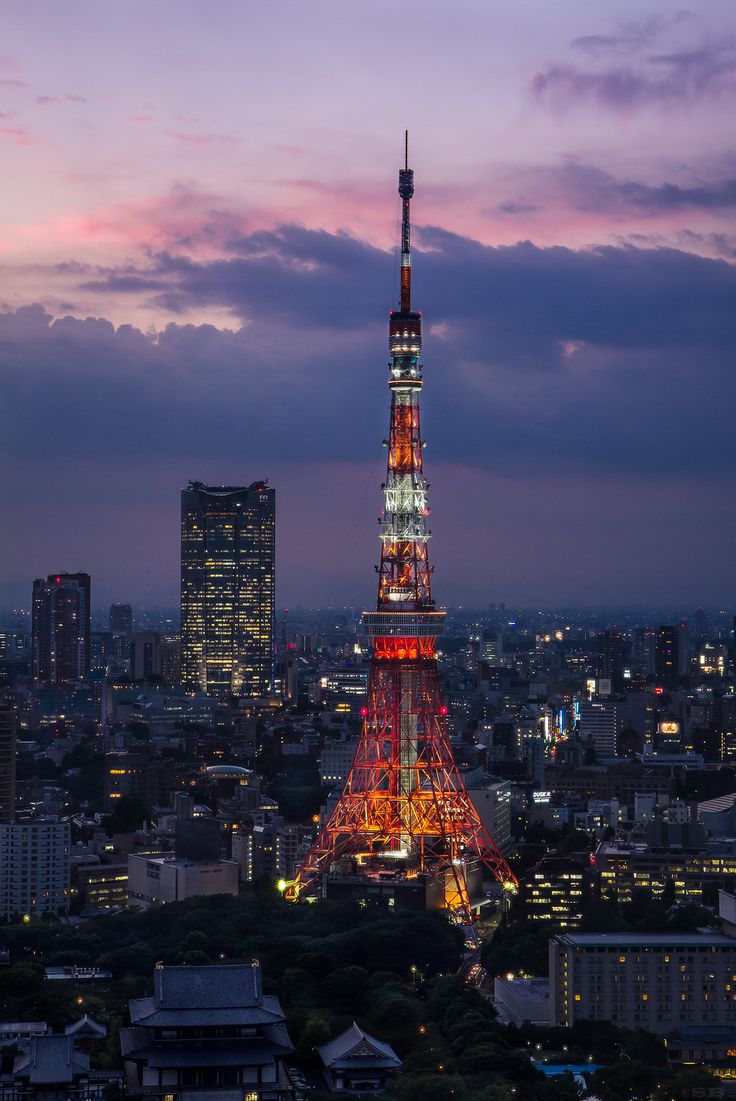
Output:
[{"xmin": 287, "ymin": 137, "xmax": 517, "ymax": 923}]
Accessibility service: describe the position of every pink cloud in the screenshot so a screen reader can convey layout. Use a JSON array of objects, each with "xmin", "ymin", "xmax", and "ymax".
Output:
[
  {"xmin": 1, "ymin": 126, "xmax": 33, "ymax": 147},
  {"xmin": 1, "ymin": 185, "xmax": 259, "ymax": 257},
  {"xmin": 35, "ymin": 93, "xmax": 87, "ymax": 105},
  {"xmin": 164, "ymin": 130, "xmax": 237, "ymax": 147},
  {"xmin": 276, "ymin": 144, "xmax": 307, "ymax": 158},
  {"xmin": 0, "ymin": 78, "xmax": 25, "ymax": 88},
  {"xmin": 130, "ymin": 113, "xmax": 154, "ymax": 123}
]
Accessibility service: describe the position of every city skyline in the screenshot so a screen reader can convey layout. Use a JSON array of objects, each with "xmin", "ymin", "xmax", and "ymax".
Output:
[{"xmin": 2, "ymin": 0, "xmax": 736, "ymax": 608}]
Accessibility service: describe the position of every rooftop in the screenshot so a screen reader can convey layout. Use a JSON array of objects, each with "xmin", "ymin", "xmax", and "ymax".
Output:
[
  {"xmin": 555, "ymin": 933, "xmax": 736, "ymax": 947},
  {"xmin": 129, "ymin": 963, "xmax": 287, "ymax": 1029},
  {"xmin": 319, "ymin": 1022, "xmax": 401, "ymax": 1071},
  {"xmin": 13, "ymin": 1036, "xmax": 89, "ymax": 1084}
]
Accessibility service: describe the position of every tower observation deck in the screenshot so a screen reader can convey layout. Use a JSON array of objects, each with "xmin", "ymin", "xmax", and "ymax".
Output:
[{"xmin": 286, "ymin": 136, "xmax": 517, "ymax": 925}]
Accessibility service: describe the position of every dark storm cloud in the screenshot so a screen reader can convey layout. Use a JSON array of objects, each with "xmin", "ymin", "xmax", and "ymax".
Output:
[
  {"xmin": 532, "ymin": 46, "xmax": 736, "ymax": 108},
  {"xmin": 553, "ymin": 162, "xmax": 736, "ymax": 213},
  {"xmin": 81, "ymin": 226, "xmax": 389, "ymax": 326},
  {"xmin": 2, "ymin": 230, "xmax": 735, "ymax": 486}
]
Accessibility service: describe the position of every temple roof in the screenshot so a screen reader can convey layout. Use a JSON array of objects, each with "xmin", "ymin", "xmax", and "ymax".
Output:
[
  {"xmin": 64, "ymin": 1014, "xmax": 107, "ymax": 1038},
  {"xmin": 155, "ymin": 963, "xmax": 262, "ymax": 1008},
  {"xmin": 120, "ymin": 1021, "xmax": 293, "ymax": 1067},
  {"xmin": 319, "ymin": 1023, "xmax": 401, "ymax": 1071},
  {"xmin": 14, "ymin": 1036, "xmax": 90, "ymax": 1084},
  {"xmin": 129, "ymin": 963, "xmax": 286, "ymax": 1027}
]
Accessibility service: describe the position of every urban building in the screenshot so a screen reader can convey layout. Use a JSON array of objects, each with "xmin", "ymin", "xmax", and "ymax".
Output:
[
  {"xmin": 0, "ymin": 702, "xmax": 16, "ymax": 823},
  {"xmin": 577, "ymin": 698, "xmax": 624, "ymax": 758},
  {"xmin": 32, "ymin": 573, "xmax": 91, "ymax": 685},
  {"xmin": 550, "ymin": 916, "xmax": 736, "ymax": 1032},
  {"xmin": 0, "ymin": 819, "xmax": 70, "ymax": 919},
  {"xmin": 493, "ymin": 977, "xmax": 551, "ymax": 1026},
  {"xmin": 104, "ymin": 751, "xmax": 174, "ymax": 811},
  {"xmin": 127, "ymin": 851, "xmax": 239, "ymax": 910},
  {"xmin": 109, "ymin": 603, "xmax": 133, "ymax": 636},
  {"xmin": 130, "ymin": 630, "xmax": 162, "ymax": 680},
  {"xmin": 544, "ymin": 759, "xmax": 672, "ymax": 803},
  {"xmin": 468, "ymin": 781, "xmax": 512, "ymax": 855},
  {"xmin": 161, "ymin": 632, "xmax": 181, "ymax": 685},
  {"xmin": 74, "ymin": 864, "xmax": 128, "ymax": 911},
  {"xmin": 320, "ymin": 735, "xmax": 359, "ymax": 786},
  {"xmin": 519, "ymin": 853, "xmax": 595, "ymax": 928},
  {"xmin": 655, "ymin": 624, "xmax": 689, "ymax": 685},
  {"xmin": 320, "ymin": 664, "xmax": 369, "ymax": 697},
  {"xmin": 180, "ymin": 481, "xmax": 275, "ymax": 698},
  {"xmin": 596, "ymin": 630, "xmax": 626, "ymax": 693},
  {"xmin": 595, "ymin": 832, "xmax": 736, "ymax": 905},
  {"xmin": 120, "ymin": 962, "xmax": 293, "ymax": 1097},
  {"xmin": 480, "ymin": 628, "xmax": 503, "ymax": 666},
  {"xmin": 666, "ymin": 1029, "xmax": 736, "ymax": 1075},
  {"xmin": 232, "ymin": 811, "xmax": 305, "ymax": 883},
  {"xmin": 127, "ymin": 821, "xmax": 237, "ymax": 910}
]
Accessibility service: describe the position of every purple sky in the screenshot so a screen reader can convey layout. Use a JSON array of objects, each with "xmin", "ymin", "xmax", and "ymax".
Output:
[{"xmin": 1, "ymin": 0, "xmax": 736, "ymax": 610}]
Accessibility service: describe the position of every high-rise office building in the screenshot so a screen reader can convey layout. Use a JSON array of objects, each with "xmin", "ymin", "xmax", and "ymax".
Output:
[
  {"xmin": 131, "ymin": 631, "xmax": 162, "ymax": 680},
  {"xmin": 480, "ymin": 629, "xmax": 504, "ymax": 666},
  {"xmin": 161, "ymin": 633, "xmax": 181, "ymax": 685},
  {"xmin": 655, "ymin": 623, "xmax": 689, "ymax": 685},
  {"xmin": 180, "ymin": 482, "xmax": 275, "ymax": 698},
  {"xmin": 109, "ymin": 603, "xmax": 133, "ymax": 636},
  {"xmin": 0, "ymin": 703, "xmax": 16, "ymax": 823},
  {"xmin": 577, "ymin": 698, "xmax": 625, "ymax": 757},
  {"xmin": 596, "ymin": 630, "xmax": 626, "ymax": 692},
  {"xmin": 32, "ymin": 573, "xmax": 91, "ymax": 686}
]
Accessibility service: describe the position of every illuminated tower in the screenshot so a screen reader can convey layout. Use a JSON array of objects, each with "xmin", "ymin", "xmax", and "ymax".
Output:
[{"xmin": 287, "ymin": 137, "xmax": 516, "ymax": 923}]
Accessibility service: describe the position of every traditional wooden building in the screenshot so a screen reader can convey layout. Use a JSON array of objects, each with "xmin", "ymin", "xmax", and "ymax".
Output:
[
  {"xmin": 319, "ymin": 1023, "xmax": 401, "ymax": 1093},
  {"xmin": 1, "ymin": 1034, "xmax": 122, "ymax": 1100},
  {"xmin": 120, "ymin": 961, "xmax": 293, "ymax": 1099}
]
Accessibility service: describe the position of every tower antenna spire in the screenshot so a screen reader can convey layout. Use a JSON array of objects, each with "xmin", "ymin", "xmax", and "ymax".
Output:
[{"xmin": 398, "ymin": 131, "xmax": 414, "ymax": 312}]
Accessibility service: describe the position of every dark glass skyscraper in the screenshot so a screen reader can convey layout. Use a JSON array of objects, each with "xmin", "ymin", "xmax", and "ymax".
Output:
[
  {"xmin": 655, "ymin": 623, "xmax": 689, "ymax": 686},
  {"xmin": 109, "ymin": 603, "xmax": 133, "ymax": 636},
  {"xmin": 180, "ymin": 481, "xmax": 275, "ymax": 698},
  {"xmin": 32, "ymin": 572, "xmax": 91, "ymax": 686}
]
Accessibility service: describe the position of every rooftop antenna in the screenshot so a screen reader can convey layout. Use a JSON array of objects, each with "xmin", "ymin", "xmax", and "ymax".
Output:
[{"xmin": 398, "ymin": 130, "xmax": 414, "ymax": 312}]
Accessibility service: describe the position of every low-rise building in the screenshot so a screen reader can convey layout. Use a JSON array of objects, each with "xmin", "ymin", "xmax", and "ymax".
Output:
[
  {"xmin": 519, "ymin": 853, "xmax": 595, "ymax": 928},
  {"xmin": 493, "ymin": 977, "xmax": 551, "ymax": 1026},
  {"xmin": 127, "ymin": 851, "xmax": 238, "ymax": 910},
  {"xmin": 74, "ymin": 863, "xmax": 128, "ymax": 911},
  {"xmin": 595, "ymin": 836, "xmax": 736, "ymax": 905},
  {"xmin": 550, "ymin": 927, "xmax": 736, "ymax": 1033}
]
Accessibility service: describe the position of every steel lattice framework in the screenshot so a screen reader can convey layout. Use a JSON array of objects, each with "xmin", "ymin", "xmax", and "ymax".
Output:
[{"xmin": 286, "ymin": 136, "xmax": 517, "ymax": 923}]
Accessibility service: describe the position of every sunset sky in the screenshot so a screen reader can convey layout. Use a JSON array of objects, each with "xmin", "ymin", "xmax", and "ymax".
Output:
[{"xmin": 2, "ymin": 0, "xmax": 735, "ymax": 609}]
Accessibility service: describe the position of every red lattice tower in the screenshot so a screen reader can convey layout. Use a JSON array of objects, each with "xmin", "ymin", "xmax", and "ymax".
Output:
[{"xmin": 286, "ymin": 136, "xmax": 517, "ymax": 923}]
